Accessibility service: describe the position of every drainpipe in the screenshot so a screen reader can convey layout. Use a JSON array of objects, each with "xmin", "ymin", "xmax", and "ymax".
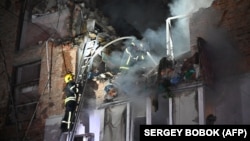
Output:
[
  {"xmin": 45, "ymin": 40, "xmax": 50, "ymax": 94},
  {"xmin": 165, "ymin": 14, "xmax": 189, "ymax": 125},
  {"xmin": 22, "ymin": 38, "xmax": 54, "ymax": 138},
  {"xmin": 46, "ymin": 38, "xmax": 54, "ymax": 97}
]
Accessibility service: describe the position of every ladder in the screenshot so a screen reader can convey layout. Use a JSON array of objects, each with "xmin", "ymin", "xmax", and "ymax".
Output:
[{"xmin": 60, "ymin": 37, "xmax": 99, "ymax": 141}]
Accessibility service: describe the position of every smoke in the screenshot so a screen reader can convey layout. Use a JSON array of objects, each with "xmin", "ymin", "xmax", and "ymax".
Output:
[
  {"xmin": 203, "ymin": 27, "xmax": 245, "ymax": 122},
  {"xmin": 189, "ymin": 6, "xmax": 244, "ymax": 81},
  {"xmin": 205, "ymin": 28, "xmax": 243, "ymax": 80},
  {"xmin": 96, "ymin": 0, "xmax": 249, "ymax": 124},
  {"xmin": 169, "ymin": 0, "xmax": 215, "ymax": 16},
  {"xmin": 167, "ymin": 0, "xmax": 215, "ymax": 58},
  {"xmin": 143, "ymin": 26, "xmax": 167, "ymax": 58},
  {"xmin": 190, "ymin": 5, "xmax": 247, "ymax": 123},
  {"xmin": 169, "ymin": 17, "xmax": 191, "ymax": 58},
  {"xmin": 104, "ymin": 0, "xmax": 217, "ymax": 98}
]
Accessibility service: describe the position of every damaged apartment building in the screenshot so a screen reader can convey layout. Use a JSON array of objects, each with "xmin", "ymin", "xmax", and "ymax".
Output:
[{"xmin": 1, "ymin": 0, "xmax": 250, "ymax": 141}]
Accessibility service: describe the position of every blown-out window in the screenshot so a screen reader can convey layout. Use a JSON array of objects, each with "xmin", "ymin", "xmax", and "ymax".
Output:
[{"xmin": 8, "ymin": 61, "xmax": 41, "ymax": 125}]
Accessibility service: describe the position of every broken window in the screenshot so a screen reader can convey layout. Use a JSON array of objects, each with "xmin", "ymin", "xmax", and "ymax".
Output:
[
  {"xmin": 18, "ymin": 0, "xmax": 58, "ymax": 50},
  {"xmin": 7, "ymin": 61, "xmax": 41, "ymax": 125}
]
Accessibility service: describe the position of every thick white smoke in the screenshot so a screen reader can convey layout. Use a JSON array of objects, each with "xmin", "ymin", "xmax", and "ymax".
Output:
[
  {"xmin": 142, "ymin": 26, "xmax": 167, "ymax": 60},
  {"xmin": 167, "ymin": 0, "xmax": 215, "ymax": 58},
  {"xmin": 169, "ymin": 0, "xmax": 215, "ymax": 16},
  {"xmin": 109, "ymin": 0, "xmax": 216, "ymax": 97}
]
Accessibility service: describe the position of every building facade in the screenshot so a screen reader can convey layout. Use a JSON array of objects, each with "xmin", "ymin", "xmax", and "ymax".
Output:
[{"xmin": 0, "ymin": 0, "xmax": 250, "ymax": 141}]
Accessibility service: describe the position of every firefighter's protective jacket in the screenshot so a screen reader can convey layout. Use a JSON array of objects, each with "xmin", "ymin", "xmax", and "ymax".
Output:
[
  {"xmin": 61, "ymin": 80, "xmax": 79, "ymax": 132},
  {"xmin": 64, "ymin": 80, "xmax": 79, "ymax": 105},
  {"xmin": 119, "ymin": 46, "xmax": 146, "ymax": 71}
]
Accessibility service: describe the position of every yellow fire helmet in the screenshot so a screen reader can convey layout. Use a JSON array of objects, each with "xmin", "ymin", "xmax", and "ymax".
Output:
[{"xmin": 64, "ymin": 73, "xmax": 73, "ymax": 83}]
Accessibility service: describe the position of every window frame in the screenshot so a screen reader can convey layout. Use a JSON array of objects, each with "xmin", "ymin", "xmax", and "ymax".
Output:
[{"xmin": 8, "ymin": 60, "xmax": 41, "ymax": 125}]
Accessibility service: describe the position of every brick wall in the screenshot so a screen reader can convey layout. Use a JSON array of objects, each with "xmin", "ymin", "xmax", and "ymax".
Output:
[
  {"xmin": 0, "ymin": 0, "xmax": 83, "ymax": 138},
  {"xmin": 190, "ymin": 0, "xmax": 250, "ymax": 73},
  {"xmin": 213, "ymin": 0, "xmax": 250, "ymax": 70},
  {"xmin": 189, "ymin": 0, "xmax": 250, "ymax": 124},
  {"xmin": 0, "ymin": 0, "xmax": 20, "ymax": 130},
  {"xmin": 0, "ymin": 2, "xmax": 78, "ymax": 140},
  {"xmin": 1, "ymin": 0, "xmax": 250, "ymax": 140},
  {"xmin": 0, "ymin": 40, "xmax": 77, "ymax": 141}
]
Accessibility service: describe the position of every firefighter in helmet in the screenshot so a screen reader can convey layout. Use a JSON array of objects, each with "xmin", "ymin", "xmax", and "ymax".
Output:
[
  {"xmin": 119, "ymin": 40, "xmax": 146, "ymax": 72},
  {"xmin": 61, "ymin": 73, "xmax": 79, "ymax": 132}
]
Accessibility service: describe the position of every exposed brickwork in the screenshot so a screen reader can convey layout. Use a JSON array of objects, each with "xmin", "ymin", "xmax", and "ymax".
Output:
[
  {"xmin": 0, "ymin": 31, "xmax": 77, "ymax": 141},
  {"xmin": 213, "ymin": 0, "xmax": 250, "ymax": 54},
  {"xmin": 190, "ymin": 0, "xmax": 250, "ymax": 124},
  {"xmin": 1, "ymin": 0, "xmax": 250, "ymax": 140},
  {"xmin": 190, "ymin": 0, "xmax": 250, "ymax": 72}
]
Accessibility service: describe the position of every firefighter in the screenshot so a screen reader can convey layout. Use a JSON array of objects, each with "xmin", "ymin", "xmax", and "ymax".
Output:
[
  {"xmin": 103, "ymin": 84, "xmax": 118, "ymax": 103},
  {"xmin": 61, "ymin": 73, "xmax": 79, "ymax": 132},
  {"xmin": 119, "ymin": 40, "xmax": 146, "ymax": 72}
]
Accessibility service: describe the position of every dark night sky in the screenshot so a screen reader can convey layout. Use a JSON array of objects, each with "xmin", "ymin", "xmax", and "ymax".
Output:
[{"xmin": 96, "ymin": 0, "xmax": 172, "ymax": 39}]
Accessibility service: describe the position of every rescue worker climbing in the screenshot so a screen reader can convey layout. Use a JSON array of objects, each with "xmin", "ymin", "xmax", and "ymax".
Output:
[
  {"xmin": 61, "ymin": 73, "xmax": 79, "ymax": 132},
  {"xmin": 119, "ymin": 40, "xmax": 146, "ymax": 72}
]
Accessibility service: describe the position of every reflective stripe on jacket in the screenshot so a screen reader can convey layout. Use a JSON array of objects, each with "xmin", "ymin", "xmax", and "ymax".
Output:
[{"xmin": 65, "ymin": 96, "xmax": 76, "ymax": 104}]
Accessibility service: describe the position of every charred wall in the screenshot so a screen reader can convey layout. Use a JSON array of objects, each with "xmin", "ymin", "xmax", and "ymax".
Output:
[
  {"xmin": 190, "ymin": 0, "xmax": 250, "ymax": 77},
  {"xmin": 1, "ymin": 0, "xmax": 250, "ymax": 140},
  {"xmin": 189, "ymin": 0, "xmax": 250, "ymax": 124}
]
